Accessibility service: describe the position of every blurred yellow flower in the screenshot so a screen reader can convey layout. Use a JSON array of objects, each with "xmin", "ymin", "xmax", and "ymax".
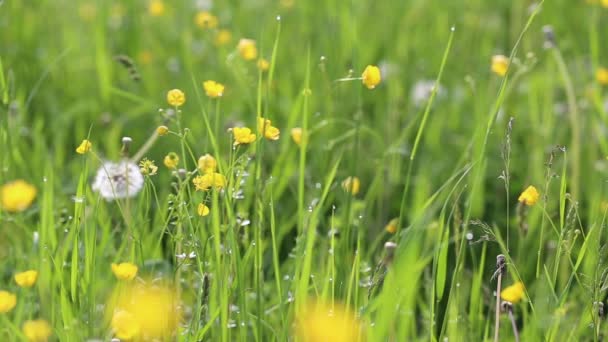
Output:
[
  {"xmin": 257, "ymin": 58, "xmax": 270, "ymax": 72},
  {"xmin": 501, "ymin": 281, "xmax": 525, "ymax": 304},
  {"xmin": 233, "ymin": 127, "xmax": 257, "ymax": 146},
  {"xmin": 258, "ymin": 117, "xmax": 280, "ymax": 141},
  {"xmin": 111, "ymin": 262, "xmax": 138, "ymax": 281},
  {"xmin": 215, "ymin": 29, "xmax": 232, "ymax": 46},
  {"xmin": 139, "ymin": 158, "xmax": 158, "ymax": 176},
  {"xmin": 362, "ymin": 65, "xmax": 381, "ymax": 89},
  {"xmin": 197, "ymin": 203, "xmax": 210, "ymax": 217},
  {"xmin": 597, "ymin": 67, "xmax": 608, "ymax": 85},
  {"xmin": 76, "ymin": 139, "xmax": 92, "ymax": 154},
  {"xmin": 198, "ymin": 154, "xmax": 217, "ymax": 174},
  {"xmin": 1, "ymin": 180, "xmax": 37, "ymax": 212},
  {"xmin": 195, "ymin": 11, "xmax": 218, "ymax": 29},
  {"xmin": 491, "ymin": 55, "xmax": 509, "ymax": 77},
  {"xmin": 296, "ymin": 299, "xmax": 362, "ymax": 342},
  {"xmin": 291, "ymin": 127, "xmax": 303, "ymax": 146},
  {"xmin": 341, "ymin": 176, "xmax": 360, "ymax": 195},
  {"xmin": 138, "ymin": 50, "xmax": 153, "ymax": 65},
  {"xmin": 78, "ymin": 3, "xmax": 97, "ymax": 21},
  {"xmin": 518, "ymin": 185, "xmax": 540, "ymax": 206},
  {"xmin": 238, "ymin": 39, "xmax": 258, "ymax": 61},
  {"xmin": 156, "ymin": 125, "xmax": 169, "ymax": 136},
  {"xmin": 193, "ymin": 173, "xmax": 227, "ymax": 191},
  {"xmin": 166, "ymin": 89, "xmax": 185, "ymax": 107},
  {"xmin": 109, "ymin": 283, "xmax": 181, "ymax": 340},
  {"xmin": 602, "ymin": 0, "xmax": 608, "ymax": 7},
  {"xmin": 14, "ymin": 270, "xmax": 38, "ymax": 288},
  {"xmin": 164, "ymin": 152, "xmax": 179, "ymax": 169},
  {"xmin": 203, "ymin": 80, "xmax": 225, "ymax": 98},
  {"xmin": 111, "ymin": 310, "xmax": 140, "ymax": 340},
  {"xmin": 22, "ymin": 319, "xmax": 52, "ymax": 342},
  {"xmin": 148, "ymin": 0, "xmax": 165, "ymax": 16},
  {"xmin": 0, "ymin": 291, "xmax": 16, "ymax": 313},
  {"xmin": 385, "ymin": 218, "xmax": 399, "ymax": 234}
]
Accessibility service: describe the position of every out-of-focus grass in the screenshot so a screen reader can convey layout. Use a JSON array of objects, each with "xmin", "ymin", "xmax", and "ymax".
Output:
[{"xmin": 1, "ymin": 0, "xmax": 608, "ymax": 340}]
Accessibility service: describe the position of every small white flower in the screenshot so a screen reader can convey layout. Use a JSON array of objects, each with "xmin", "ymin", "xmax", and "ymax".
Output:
[
  {"xmin": 410, "ymin": 80, "xmax": 445, "ymax": 107},
  {"xmin": 92, "ymin": 160, "xmax": 144, "ymax": 201}
]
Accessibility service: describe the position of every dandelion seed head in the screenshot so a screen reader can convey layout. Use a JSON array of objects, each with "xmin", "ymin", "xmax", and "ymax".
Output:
[{"xmin": 92, "ymin": 160, "xmax": 144, "ymax": 201}]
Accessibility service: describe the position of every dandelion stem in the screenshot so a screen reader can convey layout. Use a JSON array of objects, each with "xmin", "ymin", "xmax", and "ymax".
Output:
[
  {"xmin": 494, "ymin": 254, "xmax": 506, "ymax": 342},
  {"xmin": 507, "ymin": 304, "xmax": 520, "ymax": 342}
]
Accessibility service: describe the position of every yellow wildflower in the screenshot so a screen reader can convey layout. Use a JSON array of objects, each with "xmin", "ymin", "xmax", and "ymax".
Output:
[
  {"xmin": 0, "ymin": 291, "xmax": 16, "ymax": 313},
  {"xmin": 111, "ymin": 310, "xmax": 140, "ymax": 340},
  {"xmin": 138, "ymin": 50, "xmax": 153, "ymax": 65},
  {"xmin": 195, "ymin": 11, "xmax": 218, "ymax": 29},
  {"xmin": 111, "ymin": 262, "xmax": 138, "ymax": 281},
  {"xmin": 296, "ymin": 299, "xmax": 362, "ymax": 342},
  {"xmin": 22, "ymin": 319, "xmax": 52, "ymax": 342},
  {"xmin": 193, "ymin": 173, "xmax": 227, "ymax": 191},
  {"xmin": 203, "ymin": 80, "xmax": 225, "ymax": 98},
  {"xmin": 237, "ymin": 39, "xmax": 258, "ymax": 61},
  {"xmin": 257, "ymin": 58, "xmax": 270, "ymax": 72},
  {"xmin": 597, "ymin": 67, "xmax": 608, "ymax": 85},
  {"xmin": 385, "ymin": 218, "xmax": 399, "ymax": 234},
  {"xmin": 148, "ymin": 0, "xmax": 165, "ymax": 16},
  {"xmin": 78, "ymin": 3, "xmax": 97, "ymax": 21},
  {"xmin": 362, "ymin": 65, "xmax": 381, "ymax": 89},
  {"xmin": 76, "ymin": 139, "xmax": 92, "ymax": 154},
  {"xmin": 166, "ymin": 89, "xmax": 185, "ymax": 107},
  {"xmin": 291, "ymin": 127, "xmax": 303, "ymax": 146},
  {"xmin": 501, "ymin": 281, "xmax": 525, "ymax": 304},
  {"xmin": 341, "ymin": 176, "xmax": 360, "ymax": 195},
  {"xmin": 257, "ymin": 117, "xmax": 280, "ymax": 141},
  {"xmin": 164, "ymin": 152, "xmax": 179, "ymax": 169},
  {"xmin": 139, "ymin": 158, "xmax": 158, "ymax": 176},
  {"xmin": 215, "ymin": 29, "xmax": 232, "ymax": 46},
  {"xmin": 518, "ymin": 185, "xmax": 540, "ymax": 206},
  {"xmin": 14, "ymin": 270, "xmax": 38, "ymax": 288},
  {"xmin": 198, "ymin": 154, "xmax": 217, "ymax": 174},
  {"xmin": 109, "ymin": 282, "xmax": 181, "ymax": 340},
  {"xmin": 233, "ymin": 127, "xmax": 257, "ymax": 146},
  {"xmin": 197, "ymin": 203, "xmax": 210, "ymax": 217},
  {"xmin": 156, "ymin": 125, "xmax": 169, "ymax": 136},
  {"xmin": 1, "ymin": 180, "xmax": 37, "ymax": 212},
  {"xmin": 491, "ymin": 55, "xmax": 509, "ymax": 77},
  {"xmin": 603, "ymin": 0, "xmax": 608, "ymax": 7}
]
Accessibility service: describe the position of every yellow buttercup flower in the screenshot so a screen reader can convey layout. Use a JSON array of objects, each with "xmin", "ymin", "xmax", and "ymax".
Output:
[
  {"xmin": 491, "ymin": 55, "xmax": 509, "ymax": 77},
  {"xmin": 148, "ymin": 0, "xmax": 165, "ymax": 16},
  {"xmin": 111, "ymin": 262, "xmax": 138, "ymax": 281},
  {"xmin": 203, "ymin": 80, "xmax": 225, "ymax": 98},
  {"xmin": 108, "ymin": 282, "xmax": 181, "ymax": 340},
  {"xmin": 166, "ymin": 89, "xmax": 185, "ymax": 107},
  {"xmin": 602, "ymin": 0, "xmax": 608, "ymax": 8},
  {"xmin": 501, "ymin": 281, "xmax": 525, "ymax": 304},
  {"xmin": 296, "ymin": 299, "xmax": 362, "ymax": 342},
  {"xmin": 156, "ymin": 125, "xmax": 169, "ymax": 136},
  {"xmin": 233, "ymin": 127, "xmax": 257, "ymax": 146},
  {"xmin": 385, "ymin": 218, "xmax": 399, "ymax": 234},
  {"xmin": 257, "ymin": 117, "xmax": 280, "ymax": 141},
  {"xmin": 237, "ymin": 39, "xmax": 258, "ymax": 61},
  {"xmin": 111, "ymin": 310, "xmax": 140, "ymax": 340},
  {"xmin": 76, "ymin": 139, "xmax": 92, "ymax": 154},
  {"xmin": 198, "ymin": 154, "xmax": 217, "ymax": 174},
  {"xmin": 139, "ymin": 158, "xmax": 158, "ymax": 176},
  {"xmin": 197, "ymin": 203, "xmax": 210, "ymax": 217},
  {"xmin": 195, "ymin": 11, "xmax": 218, "ymax": 29},
  {"xmin": 164, "ymin": 152, "xmax": 179, "ymax": 169},
  {"xmin": 215, "ymin": 29, "xmax": 232, "ymax": 46},
  {"xmin": 362, "ymin": 65, "xmax": 381, "ymax": 89},
  {"xmin": 597, "ymin": 67, "xmax": 608, "ymax": 85},
  {"xmin": 257, "ymin": 58, "xmax": 270, "ymax": 72},
  {"xmin": 518, "ymin": 185, "xmax": 540, "ymax": 206},
  {"xmin": 192, "ymin": 173, "xmax": 227, "ymax": 191},
  {"xmin": 1, "ymin": 180, "xmax": 37, "ymax": 212},
  {"xmin": 22, "ymin": 319, "xmax": 52, "ymax": 342},
  {"xmin": 0, "ymin": 291, "xmax": 16, "ymax": 313},
  {"xmin": 341, "ymin": 176, "xmax": 360, "ymax": 195},
  {"xmin": 14, "ymin": 270, "xmax": 38, "ymax": 288},
  {"xmin": 291, "ymin": 127, "xmax": 303, "ymax": 146}
]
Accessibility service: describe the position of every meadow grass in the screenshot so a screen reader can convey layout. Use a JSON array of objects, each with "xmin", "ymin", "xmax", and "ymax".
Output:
[{"xmin": 1, "ymin": 0, "xmax": 608, "ymax": 341}]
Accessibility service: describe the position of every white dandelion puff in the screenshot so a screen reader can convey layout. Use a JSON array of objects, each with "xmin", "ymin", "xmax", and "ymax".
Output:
[
  {"xmin": 92, "ymin": 160, "xmax": 144, "ymax": 200},
  {"xmin": 410, "ymin": 79, "xmax": 446, "ymax": 108}
]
